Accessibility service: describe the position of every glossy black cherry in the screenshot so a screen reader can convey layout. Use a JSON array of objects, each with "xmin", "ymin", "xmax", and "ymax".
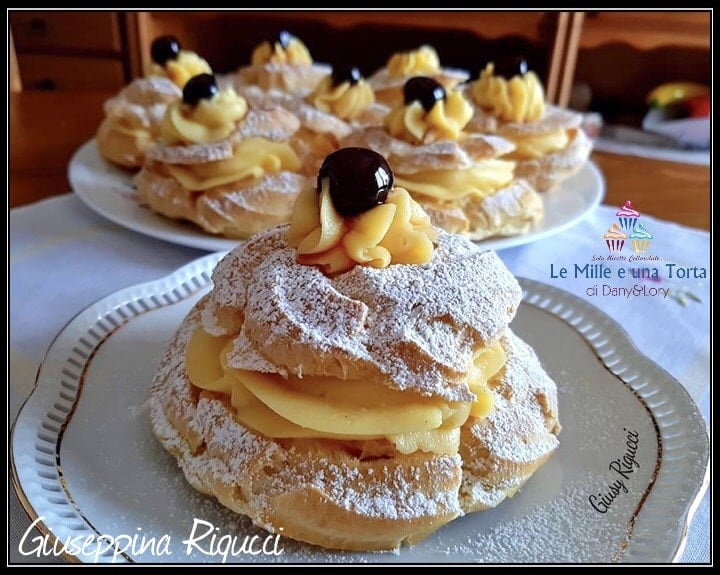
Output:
[
  {"xmin": 182, "ymin": 74, "xmax": 218, "ymax": 106},
  {"xmin": 403, "ymin": 77, "xmax": 446, "ymax": 112},
  {"xmin": 493, "ymin": 56, "xmax": 529, "ymax": 80},
  {"xmin": 318, "ymin": 148, "xmax": 394, "ymax": 217},
  {"xmin": 331, "ymin": 65, "xmax": 362, "ymax": 87},
  {"xmin": 278, "ymin": 30, "xmax": 293, "ymax": 49},
  {"xmin": 151, "ymin": 35, "xmax": 180, "ymax": 66}
]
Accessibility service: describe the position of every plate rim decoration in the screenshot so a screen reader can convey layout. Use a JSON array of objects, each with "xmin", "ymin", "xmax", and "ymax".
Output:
[{"xmin": 10, "ymin": 253, "xmax": 707, "ymax": 564}]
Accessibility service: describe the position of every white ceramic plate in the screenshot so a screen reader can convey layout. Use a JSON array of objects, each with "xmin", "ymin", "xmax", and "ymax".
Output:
[
  {"xmin": 68, "ymin": 139, "xmax": 604, "ymax": 253},
  {"xmin": 11, "ymin": 253, "xmax": 707, "ymax": 564}
]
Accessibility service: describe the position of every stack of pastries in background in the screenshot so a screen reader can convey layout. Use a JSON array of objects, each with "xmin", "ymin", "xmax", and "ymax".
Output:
[{"xmin": 96, "ymin": 32, "xmax": 593, "ymax": 241}]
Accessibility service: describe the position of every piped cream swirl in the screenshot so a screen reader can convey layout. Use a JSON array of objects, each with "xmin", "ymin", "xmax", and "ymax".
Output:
[
  {"xmin": 287, "ymin": 185, "xmax": 438, "ymax": 275},
  {"xmin": 151, "ymin": 51, "xmax": 212, "ymax": 89},
  {"xmin": 251, "ymin": 35, "xmax": 313, "ymax": 65},
  {"xmin": 471, "ymin": 62, "xmax": 545, "ymax": 123},
  {"xmin": 161, "ymin": 88, "xmax": 248, "ymax": 145},
  {"xmin": 308, "ymin": 76, "xmax": 375, "ymax": 121},
  {"xmin": 384, "ymin": 90, "xmax": 473, "ymax": 144},
  {"xmin": 387, "ymin": 45, "xmax": 441, "ymax": 78}
]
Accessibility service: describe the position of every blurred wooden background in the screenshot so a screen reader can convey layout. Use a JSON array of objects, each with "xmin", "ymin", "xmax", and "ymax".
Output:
[{"xmin": 10, "ymin": 10, "xmax": 710, "ymax": 122}]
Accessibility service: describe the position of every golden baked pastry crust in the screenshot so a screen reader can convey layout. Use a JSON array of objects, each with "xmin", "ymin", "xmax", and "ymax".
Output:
[
  {"xmin": 511, "ymin": 128, "xmax": 593, "ymax": 192},
  {"xmin": 150, "ymin": 226, "xmax": 560, "ymax": 551},
  {"xmin": 199, "ymin": 226, "xmax": 522, "ymax": 400},
  {"xmin": 135, "ymin": 106, "xmax": 307, "ymax": 239},
  {"xmin": 422, "ymin": 179, "xmax": 544, "ymax": 241},
  {"xmin": 151, "ymin": 300, "xmax": 559, "ymax": 551},
  {"xmin": 96, "ymin": 76, "xmax": 182, "ymax": 169},
  {"xmin": 340, "ymin": 127, "xmax": 543, "ymax": 240},
  {"xmin": 237, "ymin": 62, "xmax": 332, "ymax": 95},
  {"xmin": 369, "ymin": 67, "xmax": 470, "ymax": 107},
  {"xmin": 465, "ymin": 97, "xmax": 593, "ymax": 192}
]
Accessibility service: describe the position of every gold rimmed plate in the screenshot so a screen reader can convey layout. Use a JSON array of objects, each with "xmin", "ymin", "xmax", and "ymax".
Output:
[{"xmin": 11, "ymin": 253, "xmax": 707, "ymax": 563}]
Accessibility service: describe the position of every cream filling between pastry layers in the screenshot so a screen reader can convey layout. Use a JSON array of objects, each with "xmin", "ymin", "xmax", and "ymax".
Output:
[
  {"xmin": 504, "ymin": 129, "xmax": 570, "ymax": 160},
  {"xmin": 186, "ymin": 327, "xmax": 506, "ymax": 455},
  {"xmin": 394, "ymin": 159, "xmax": 515, "ymax": 201},
  {"xmin": 108, "ymin": 122, "xmax": 154, "ymax": 142},
  {"xmin": 163, "ymin": 137, "xmax": 301, "ymax": 190}
]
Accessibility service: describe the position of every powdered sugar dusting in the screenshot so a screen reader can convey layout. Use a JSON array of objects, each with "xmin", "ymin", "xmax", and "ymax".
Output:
[
  {"xmin": 231, "ymin": 106, "xmax": 301, "ymax": 142},
  {"xmin": 104, "ymin": 76, "xmax": 181, "ymax": 115},
  {"xmin": 460, "ymin": 331, "xmax": 560, "ymax": 510},
  {"xmin": 369, "ymin": 66, "xmax": 470, "ymax": 92},
  {"xmin": 341, "ymin": 127, "xmax": 512, "ymax": 174},
  {"xmin": 513, "ymin": 129, "xmax": 593, "ymax": 191},
  {"xmin": 204, "ymin": 225, "xmax": 521, "ymax": 400},
  {"xmin": 241, "ymin": 84, "xmax": 352, "ymax": 139},
  {"xmin": 265, "ymin": 454, "xmax": 462, "ymax": 520},
  {"xmin": 149, "ymin": 278, "xmax": 560, "ymax": 554}
]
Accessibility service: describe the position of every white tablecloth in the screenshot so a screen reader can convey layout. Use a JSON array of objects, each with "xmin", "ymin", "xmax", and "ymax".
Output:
[{"xmin": 9, "ymin": 194, "xmax": 710, "ymax": 564}]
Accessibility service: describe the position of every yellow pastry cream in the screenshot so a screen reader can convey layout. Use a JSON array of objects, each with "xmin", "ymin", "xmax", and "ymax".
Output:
[
  {"xmin": 251, "ymin": 30, "xmax": 312, "ymax": 66},
  {"xmin": 387, "ymin": 44, "xmax": 441, "ymax": 78},
  {"xmin": 287, "ymin": 147, "xmax": 437, "ymax": 274},
  {"xmin": 394, "ymin": 161, "xmax": 515, "ymax": 202},
  {"xmin": 107, "ymin": 111, "xmax": 156, "ymax": 140},
  {"xmin": 186, "ymin": 327, "xmax": 504, "ymax": 455},
  {"xmin": 149, "ymin": 35, "xmax": 212, "ymax": 89},
  {"xmin": 470, "ymin": 60, "xmax": 571, "ymax": 160},
  {"xmin": 381, "ymin": 77, "xmax": 515, "ymax": 202},
  {"xmin": 385, "ymin": 76, "xmax": 473, "ymax": 144},
  {"xmin": 184, "ymin": 147, "xmax": 506, "ymax": 456},
  {"xmin": 162, "ymin": 84, "xmax": 248, "ymax": 145},
  {"xmin": 470, "ymin": 61, "xmax": 545, "ymax": 123},
  {"xmin": 160, "ymin": 74, "xmax": 301, "ymax": 190},
  {"xmin": 308, "ymin": 66, "xmax": 375, "ymax": 121}
]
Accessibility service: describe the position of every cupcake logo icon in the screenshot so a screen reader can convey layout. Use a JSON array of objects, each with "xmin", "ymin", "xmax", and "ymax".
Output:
[
  {"xmin": 603, "ymin": 201, "xmax": 653, "ymax": 253},
  {"xmin": 616, "ymin": 200, "xmax": 640, "ymax": 231},
  {"xmin": 604, "ymin": 222, "xmax": 627, "ymax": 252},
  {"xmin": 629, "ymin": 222, "xmax": 653, "ymax": 253}
]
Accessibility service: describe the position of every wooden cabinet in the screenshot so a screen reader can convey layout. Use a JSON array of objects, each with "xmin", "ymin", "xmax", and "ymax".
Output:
[
  {"xmin": 131, "ymin": 10, "xmax": 573, "ymax": 104},
  {"xmin": 573, "ymin": 11, "xmax": 710, "ymax": 124},
  {"xmin": 9, "ymin": 11, "xmax": 130, "ymax": 91},
  {"xmin": 10, "ymin": 9, "xmax": 710, "ymax": 122}
]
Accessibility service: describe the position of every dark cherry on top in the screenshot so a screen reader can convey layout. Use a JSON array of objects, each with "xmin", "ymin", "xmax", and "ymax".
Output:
[
  {"xmin": 492, "ymin": 56, "xmax": 529, "ymax": 80},
  {"xmin": 331, "ymin": 66, "xmax": 362, "ymax": 87},
  {"xmin": 318, "ymin": 148, "xmax": 394, "ymax": 217},
  {"xmin": 151, "ymin": 35, "xmax": 181, "ymax": 66},
  {"xmin": 277, "ymin": 30, "xmax": 293, "ymax": 49},
  {"xmin": 403, "ymin": 77, "xmax": 446, "ymax": 112},
  {"xmin": 182, "ymin": 74, "xmax": 218, "ymax": 106}
]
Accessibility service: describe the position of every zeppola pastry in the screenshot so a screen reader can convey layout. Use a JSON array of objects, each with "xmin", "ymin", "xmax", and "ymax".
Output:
[
  {"xmin": 236, "ymin": 31, "xmax": 331, "ymax": 95},
  {"xmin": 369, "ymin": 44, "xmax": 470, "ymax": 106},
  {"xmin": 95, "ymin": 38, "xmax": 593, "ymax": 246},
  {"xmin": 239, "ymin": 65, "xmax": 388, "ymax": 176},
  {"xmin": 238, "ymin": 83, "xmax": 353, "ymax": 179},
  {"xmin": 150, "ymin": 147, "xmax": 561, "ymax": 551},
  {"xmin": 96, "ymin": 36, "xmax": 211, "ymax": 169},
  {"xmin": 135, "ymin": 73, "xmax": 307, "ymax": 239},
  {"xmin": 341, "ymin": 76, "xmax": 543, "ymax": 240},
  {"xmin": 465, "ymin": 58, "xmax": 593, "ymax": 191},
  {"xmin": 306, "ymin": 64, "xmax": 390, "ymax": 127}
]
